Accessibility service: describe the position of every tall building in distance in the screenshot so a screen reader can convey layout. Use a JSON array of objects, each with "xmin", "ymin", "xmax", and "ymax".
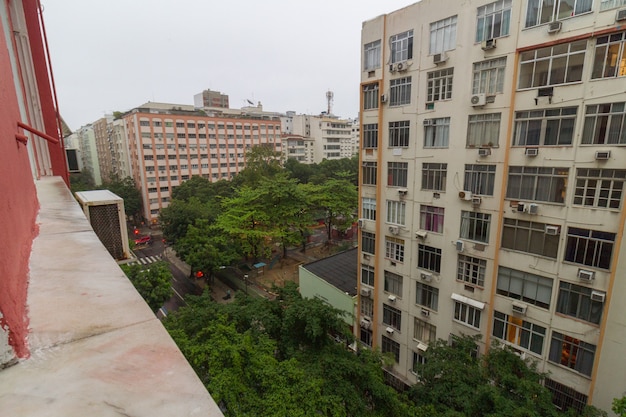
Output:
[
  {"xmin": 359, "ymin": 0, "xmax": 626, "ymax": 414},
  {"xmin": 193, "ymin": 89, "xmax": 230, "ymax": 109},
  {"xmin": 123, "ymin": 101, "xmax": 282, "ymax": 222}
]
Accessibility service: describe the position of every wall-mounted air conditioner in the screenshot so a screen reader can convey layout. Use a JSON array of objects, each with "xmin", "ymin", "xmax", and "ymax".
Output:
[
  {"xmin": 396, "ymin": 61, "xmax": 409, "ymax": 72},
  {"xmin": 415, "ymin": 230, "xmax": 428, "ymax": 239},
  {"xmin": 421, "ymin": 308, "xmax": 430, "ymax": 317},
  {"xmin": 417, "ymin": 342, "xmax": 429, "ymax": 351},
  {"xmin": 545, "ymin": 225, "xmax": 560, "ymax": 235},
  {"xmin": 388, "ymin": 294, "xmax": 397, "ymax": 302},
  {"xmin": 360, "ymin": 288, "xmax": 371, "ymax": 298},
  {"xmin": 595, "ymin": 150, "xmax": 611, "ymax": 160},
  {"xmin": 577, "ymin": 269, "xmax": 595, "ymax": 282},
  {"xmin": 617, "ymin": 9, "xmax": 626, "ymax": 22},
  {"xmin": 360, "ymin": 318, "xmax": 372, "ymax": 329},
  {"xmin": 455, "ymin": 240, "xmax": 464, "ymax": 252},
  {"xmin": 420, "ymin": 272, "xmax": 433, "ymax": 282},
  {"xmin": 398, "ymin": 188, "xmax": 408, "ymax": 197},
  {"xmin": 525, "ymin": 148, "xmax": 539, "ymax": 157},
  {"xmin": 470, "ymin": 93, "xmax": 486, "ymax": 107},
  {"xmin": 591, "ymin": 290, "xmax": 606, "ymax": 303},
  {"xmin": 478, "ymin": 148, "xmax": 491, "ymax": 157},
  {"xmin": 481, "ymin": 38, "xmax": 497, "ymax": 50},
  {"xmin": 527, "ymin": 203, "xmax": 539, "ymax": 215},
  {"xmin": 389, "ymin": 225, "xmax": 400, "ymax": 235},
  {"xmin": 471, "ymin": 196, "xmax": 482, "ymax": 206},
  {"xmin": 381, "ymin": 94, "xmax": 388, "ymax": 103},
  {"xmin": 423, "ymin": 119, "xmax": 434, "ymax": 126},
  {"xmin": 358, "ymin": 219, "xmax": 364, "ymax": 228},
  {"xmin": 459, "ymin": 190, "xmax": 473, "ymax": 201},
  {"xmin": 385, "ymin": 327, "xmax": 395, "ymax": 335},
  {"xmin": 512, "ymin": 301, "xmax": 528, "ymax": 315},
  {"xmin": 433, "ymin": 51, "xmax": 448, "ymax": 65},
  {"xmin": 548, "ymin": 21, "xmax": 562, "ymax": 34}
]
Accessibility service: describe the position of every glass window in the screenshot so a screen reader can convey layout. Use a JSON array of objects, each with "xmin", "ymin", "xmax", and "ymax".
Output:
[
  {"xmin": 454, "ymin": 302, "xmax": 482, "ymax": 329},
  {"xmin": 564, "ymin": 227, "xmax": 615, "ymax": 269},
  {"xmin": 525, "ymin": 0, "xmax": 593, "ymax": 28},
  {"xmin": 492, "ymin": 311, "xmax": 546, "ymax": 354},
  {"xmin": 364, "ymin": 40, "xmax": 382, "ymax": 71},
  {"xmin": 389, "ymin": 121, "xmax": 410, "ymax": 148},
  {"xmin": 581, "ymin": 102, "xmax": 626, "ymax": 145},
  {"xmin": 518, "ymin": 41, "xmax": 586, "ymax": 89},
  {"xmin": 573, "ymin": 168, "xmax": 626, "ymax": 209},
  {"xmin": 362, "ymin": 123, "xmax": 378, "ymax": 148},
  {"xmin": 384, "ymin": 271, "xmax": 403, "ymax": 296},
  {"xmin": 496, "ymin": 266, "xmax": 554, "ymax": 309},
  {"xmin": 427, "ymin": 68, "xmax": 454, "ymax": 102},
  {"xmin": 414, "ymin": 318, "xmax": 437, "ymax": 343},
  {"xmin": 362, "ymin": 231, "xmax": 376, "ymax": 255},
  {"xmin": 506, "ymin": 166, "xmax": 569, "ymax": 203},
  {"xmin": 390, "ymin": 76, "xmax": 412, "ymax": 106},
  {"xmin": 457, "ymin": 255, "xmax": 486, "ymax": 287},
  {"xmin": 361, "ymin": 265, "xmax": 375, "ymax": 286},
  {"xmin": 388, "ymin": 162, "xmax": 408, "ymax": 187},
  {"xmin": 601, "ymin": 0, "xmax": 626, "ymax": 10},
  {"xmin": 383, "ymin": 304, "xmax": 402, "ymax": 330},
  {"xmin": 424, "ymin": 118, "xmax": 450, "ymax": 148},
  {"xmin": 385, "ymin": 237, "xmax": 405, "ymax": 263},
  {"xmin": 418, "ymin": 244, "xmax": 442, "ymax": 273},
  {"xmin": 545, "ymin": 378, "xmax": 588, "ymax": 414},
  {"xmin": 464, "ymin": 164, "xmax": 496, "ymax": 196},
  {"xmin": 390, "ymin": 30, "xmax": 413, "ymax": 63},
  {"xmin": 422, "ymin": 163, "xmax": 447, "ymax": 191},
  {"xmin": 512, "ymin": 107, "xmax": 577, "ymax": 146},
  {"xmin": 460, "ymin": 211, "xmax": 491, "ymax": 243},
  {"xmin": 382, "ymin": 335, "xmax": 400, "ymax": 362},
  {"xmin": 430, "ymin": 15, "xmax": 458, "ymax": 54},
  {"xmin": 360, "ymin": 328, "xmax": 373, "ymax": 347},
  {"xmin": 362, "ymin": 162, "xmax": 377, "ymax": 186},
  {"xmin": 557, "ymin": 281, "xmax": 604, "ymax": 324},
  {"xmin": 362, "ymin": 197, "xmax": 376, "ymax": 220},
  {"xmin": 501, "ymin": 218, "xmax": 560, "ymax": 259},
  {"xmin": 420, "ymin": 205, "xmax": 444, "ymax": 233},
  {"xmin": 416, "ymin": 283, "xmax": 439, "ymax": 311},
  {"xmin": 473, "ymin": 58, "xmax": 507, "ymax": 95},
  {"xmin": 476, "ymin": 0, "xmax": 512, "ymax": 42},
  {"xmin": 362, "ymin": 84, "xmax": 379, "ymax": 110},
  {"xmin": 549, "ymin": 332, "xmax": 596, "ymax": 376},
  {"xmin": 592, "ymin": 32, "xmax": 626, "ymax": 79},
  {"xmin": 467, "ymin": 113, "xmax": 501, "ymax": 147},
  {"xmin": 386, "ymin": 200, "xmax": 406, "ymax": 225}
]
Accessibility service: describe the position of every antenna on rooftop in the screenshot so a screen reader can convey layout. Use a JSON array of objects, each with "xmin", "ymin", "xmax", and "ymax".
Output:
[{"xmin": 326, "ymin": 90, "xmax": 334, "ymax": 115}]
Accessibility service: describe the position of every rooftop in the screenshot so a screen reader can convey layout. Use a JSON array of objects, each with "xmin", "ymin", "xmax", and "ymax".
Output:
[{"xmin": 302, "ymin": 248, "xmax": 358, "ymax": 296}]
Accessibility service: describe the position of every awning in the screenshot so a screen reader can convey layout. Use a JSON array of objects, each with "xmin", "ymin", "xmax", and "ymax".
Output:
[{"xmin": 451, "ymin": 293, "xmax": 485, "ymax": 310}]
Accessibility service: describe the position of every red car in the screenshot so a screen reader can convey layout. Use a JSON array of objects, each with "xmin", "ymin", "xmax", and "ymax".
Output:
[{"xmin": 134, "ymin": 236, "xmax": 153, "ymax": 245}]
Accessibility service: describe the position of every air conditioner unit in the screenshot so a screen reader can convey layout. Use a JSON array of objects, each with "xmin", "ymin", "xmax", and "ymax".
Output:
[
  {"xmin": 548, "ymin": 21, "xmax": 562, "ymax": 34},
  {"xmin": 415, "ymin": 230, "xmax": 428, "ymax": 239},
  {"xmin": 525, "ymin": 148, "xmax": 539, "ymax": 157},
  {"xmin": 396, "ymin": 61, "xmax": 408, "ymax": 72},
  {"xmin": 433, "ymin": 51, "xmax": 448, "ymax": 65},
  {"xmin": 527, "ymin": 203, "xmax": 539, "ymax": 215},
  {"xmin": 388, "ymin": 294, "xmax": 397, "ymax": 302},
  {"xmin": 389, "ymin": 225, "xmax": 400, "ymax": 235},
  {"xmin": 471, "ymin": 196, "xmax": 482, "ymax": 206},
  {"xmin": 459, "ymin": 190, "xmax": 473, "ymax": 201},
  {"xmin": 385, "ymin": 326, "xmax": 394, "ymax": 335},
  {"xmin": 455, "ymin": 240, "xmax": 464, "ymax": 252},
  {"xmin": 421, "ymin": 308, "xmax": 430, "ymax": 317},
  {"xmin": 617, "ymin": 9, "xmax": 626, "ymax": 22},
  {"xmin": 577, "ymin": 269, "xmax": 595, "ymax": 282},
  {"xmin": 470, "ymin": 93, "xmax": 487, "ymax": 107},
  {"xmin": 417, "ymin": 342, "xmax": 429, "ymax": 352},
  {"xmin": 517, "ymin": 202, "xmax": 526, "ymax": 213},
  {"xmin": 545, "ymin": 225, "xmax": 560, "ymax": 235},
  {"xmin": 358, "ymin": 219, "xmax": 364, "ymax": 228},
  {"xmin": 389, "ymin": 63, "xmax": 396, "ymax": 72},
  {"xmin": 420, "ymin": 272, "xmax": 433, "ymax": 282},
  {"xmin": 512, "ymin": 301, "xmax": 528, "ymax": 315},
  {"xmin": 360, "ymin": 288, "xmax": 371, "ymax": 298},
  {"xmin": 398, "ymin": 188, "xmax": 408, "ymax": 197},
  {"xmin": 481, "ymin": 38, "xmax": 497, "ymax": 50},
  {"xmin": 595, "ymin": 150, "xmax": 611, "ymax": 160},
  {"xmin": 591, "ymin": 290, "xmax": 606, "ymax": 303},
  {"xmin": 478, "ymin": 148, "xmax": 491, "ymax": 157},
  {"xmin": 423, "ymin": 119, "xmax": 434, "ymax": 126},
  {"xmin": 360, "ymin": 318, "xmax": 372, "ymax": 330},
  {"xmin": 380, "ymin": 94, "xmax": 388, "ymax": 103}
]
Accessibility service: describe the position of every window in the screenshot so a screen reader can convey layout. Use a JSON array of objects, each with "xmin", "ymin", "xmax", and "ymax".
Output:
[
  {"xmin": 496, "ymin": 266, "xmax": 554, "ymax": 308},
  {"xmin": 362, "ymin": 231, "xmax": 376, "ymax": 255},
  {"xmin": 467, "ymin": 113, "xmax": 501, "ymax": 147},
  {"xmin": 382, "ymin": 336, "xmax": 400, "ymax": 362},
  {"xmin": 412, "ymin": 351, "xmax": 427, "ymax": 374},
  {"xmin": 457, "ymin": 255, "xmax": 486, "ymax": 287},
  {"xmin": 385, "ymin": 237, "xmax": 405, "ymax": 263},
  {"xmin": 390, "ymin": 30, "xmax": 413, "ymax": 63},
  {"xmin": 360, "ymin": 328, "xmax": 373, "ymax": 347},
  {"xmin": 388, "ymin": 121, "xmax": 410, "ymax": 147},
  {"xmin": 525, "ymin": 0, "xmax": 592, "ymax": 28},
  {"xmin": 453, "ymin": 302, "xmax": 481, "ymax": 329},
  {"xmin": 362, "ymin": 123, "xmax": 378, "ymax": 148},
  {"xmin": 362, "ymin": 162, "xmax": 377, "ymax": 185},
  {"xmin": 518, "ymin": 41, "xmax": 586, "ymax": 88},
  {"xmin": 383, "ymin": 304, "xmax": 402, "ymax": 330},
  {"xmin": 476, "ymin": 0, "xmax": 512, "ymax": 42},
  {"xmin": 601, "ymin": 0, "xmax": 626, "ymax": 10},
  {"xmin": 414, "ymin": 318, "xmax": 437, "ymax": 343},
  {"xmin": 361, "ymin": 297, "xmax": 374, "ymax": 319},
  {"xmin": 388, "ymin": 162, "xmax": 408, "ymax": 187},
  {"xmin": 512, "ymin": 107, "xmax": 577, "ymax": 146},
  {"xmin": 557, "ymin": 281, "xmax": 604, "ymax": 324},
  {"xmin": 427, "ymin": 68, "xmax": 453, "ymax": 102},
  {"xmin": 506, "ymin": 166, "xmax": 568, "ymax": 203},
  {"xmin": 361, "ymin": 265, "xmax": 375, "ymax": 287},
  {"xmin": 422, "ymin": 163, "xmax": 447, "ymax": 191},
  {"xmin": 460, "ymin": 211, "xmax": 491, "ymax": 243},
  {"xmin": 386, "ymin": 200, "xmax": 406, "ymax": 225},
  {"xmin": 420, "ymin": 205, "xmax": 444, "ymax": 233},
  {"xmin": 364, "ymin": 40, "xmax": 381, "ymax": 70},
  {"xmin": 581, "ymin": 102, "xmax": 626, "ymax": 145},
  {"xmin": 389, "ymin": 77, "xmax": 411, "ymax": 106},
  {"xmin": 424, "ymin": 117, "xmax": 450, "ymax": 148},
  {"xmin": 564, "ymin": 227, "xmax": 615, "ymax": 269},
  {"xmin": 430, "ymin": 15, "xmax": 457, "ymax": 54},
  {"xmin": 384, "ymin": 271, "xmax": 403, "ymax": 296},
  {"xmin": 416, "ymin": 283, "xmax": 439, "ymax": 311},
  {"xmin": 502, "ymin": 218, "xmax": 560, "ymax": 258},
  {"xmin": 473, "ymin": 58, "xmax": 507, "ymax": 95},
  {"xmin": 549, "ymin": 332, "xmax": 596, "ymax": 376},
  {"xmin": 545, "ymin": 378, "xmax": 588, "ymax": 414},
  {"xmin": 573, "ymin": 168, "xmax": 626, "ymax": 209},
  {"xmin": 362, "ymin": 197, "xmax": 376, "ymax": 220},
  {"xmin": 418, "ymin": 244, "xmax": 442, "ymax": 273},
  {"xmin": 362, "ymin": 84, "xmax": 379, "ymax": 110},
  {"xmin": 492, "ymin": 311, "xmax": 546, "ymax": 354},
  {"xmin": 464, "ymin": 164, "xmax": 496, "ymax": 196},
  {"xmin": 592, "ymin": 32, "xmax": 626, "ymax": 79}
]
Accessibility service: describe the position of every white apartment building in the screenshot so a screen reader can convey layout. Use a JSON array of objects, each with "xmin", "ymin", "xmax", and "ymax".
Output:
[
  {"xmin": 124, "ymin": 102, "xmax": 282, "ymax": 223},
  {"xmin": 359, "ymin": 0, "xmax": 626, "ymax": 414},
  {"xmin": 282, "ymin": 113, "xmax": 356, "ymax": 163},
  {"xmin": 77, "ymin": 124, "xmax": 102, "ymax": 186}
]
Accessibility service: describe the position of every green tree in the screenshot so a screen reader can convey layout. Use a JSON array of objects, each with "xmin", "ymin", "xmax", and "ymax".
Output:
[
  {"xmin": 284, "ymin": 158, "xmax": 316, "ymax": 184},
  {"xmin": 120, "ymin": 261, "xmax": 173, "ymax": 311},
  {"xmin": 613, "ymin": 395, "xmax": 626, "ymax": 416},
  {"xmin": 69, "ymin": 171, "xmax": 95, "ymax": 194},
  {"xmin": 233, "ymin": 145, "xmax": 283, "ymax": 187},
  {"xmin": 100, "ymin": 176, "xmax": 142, "ymax": 220},
  {"xmin": 158, "ymin": 196, "xmax": 214, "ymax": 244},
  {"xmin": 171, "ymin": 175, "xmax": 234, "ymax": 203},
  {"xmin": 304, "ymin": 177, "xmax": 358, "ymax": 241}
]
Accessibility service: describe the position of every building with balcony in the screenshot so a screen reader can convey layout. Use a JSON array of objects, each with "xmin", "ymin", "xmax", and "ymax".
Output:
[
  {"xmin": 0, "ymin": 1, "xmax": 222, "ymax": 415},
  {"xmin": 359, "ymin": 0, "xmax": 626, "ymax": 414}
]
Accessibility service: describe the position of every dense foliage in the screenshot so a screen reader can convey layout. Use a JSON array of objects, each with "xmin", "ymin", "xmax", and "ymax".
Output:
[{"xmin": 120, "ymin": 261, "xmax": 173, "ymax": 311}]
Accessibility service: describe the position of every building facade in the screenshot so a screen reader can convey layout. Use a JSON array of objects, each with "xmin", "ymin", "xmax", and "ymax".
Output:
[
  {"xmin": 359, "ymin": 0, "xmax": 626, "ymax": 414},
  {"xmin": 124, "ymin": 102, "xmax": 282, "ymax": 222}
]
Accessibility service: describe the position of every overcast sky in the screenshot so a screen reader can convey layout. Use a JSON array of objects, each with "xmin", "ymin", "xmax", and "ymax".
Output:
[{"xmin": 43, "ymin": 0, "xmax": 413, "ymax": 131}]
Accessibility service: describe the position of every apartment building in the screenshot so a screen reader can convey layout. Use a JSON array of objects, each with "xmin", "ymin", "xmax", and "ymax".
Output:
[
  {"xmin": 76, "ymin": 124, "xmax": 102, "ymax": 186},
  {"xmin": 93, "ymin": 116, "xmax": 132, "ymax": 182},
  {"xmin": 359, "ymin": 0, "xmax": 626, "ymax": 414},
  {"xmin": 124, "ymin": 102, "xmax": 282, "ymax": 222}
]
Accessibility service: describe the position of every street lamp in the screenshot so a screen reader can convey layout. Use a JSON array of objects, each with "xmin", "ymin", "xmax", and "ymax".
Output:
[{"xmin": 244, "ymin": 274, "xmax": 248, "ymax": 295}]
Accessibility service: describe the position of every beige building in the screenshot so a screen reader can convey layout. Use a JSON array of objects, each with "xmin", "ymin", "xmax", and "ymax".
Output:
[
  {"xmin": 123, "ymin": 102, "xmax": 282, "ymax": 222},
  {"xmin": 93, "ymin": 116, "xmax": 132, "ymax": 183},
  {"xmin": 359, "ymin": 0, "xmax": 626, "ymax": 413}
]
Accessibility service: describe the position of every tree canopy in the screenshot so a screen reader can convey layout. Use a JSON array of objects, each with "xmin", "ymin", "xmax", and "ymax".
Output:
[{"xmin": 120, "ymin": 261, "xmax": 173, "ymax": 311}]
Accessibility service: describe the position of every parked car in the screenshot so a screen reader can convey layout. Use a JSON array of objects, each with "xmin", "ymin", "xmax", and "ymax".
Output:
[{"xmin": 134, "ymin": 235, "xmax": 153, "ymax": 245}]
